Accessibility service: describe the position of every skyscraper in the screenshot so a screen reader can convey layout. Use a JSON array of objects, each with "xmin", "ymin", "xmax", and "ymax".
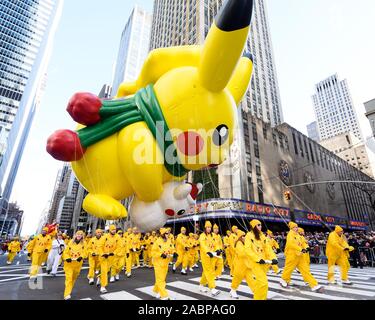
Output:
[
  {"xmin": 47, "ymin": 163, "xmax": 73, "ymax": 224},
  {"xmin": 307, "ymin": 121, "xmax": 320, "ymax": 142},
  {"xmin": 150, "ymin": 0, "xmax": 283, "ymax": 126},
  {"xmin": 364, "ymin": 98, "xmax": 375, "ymax": 137},
  {"xmin": 0, "ymin": 0, "xmax": 63, "ymax": 205},
  {"xmin": 47, "ymin": 163, "xmax": 80, "ymax": 235},
  {"xmin": 312, "ymin": 74, "xmax": 363, "ymax": 142},
  {"xmin": 111, "ymin": 5, "xmax": 152, "ymax": 96}
]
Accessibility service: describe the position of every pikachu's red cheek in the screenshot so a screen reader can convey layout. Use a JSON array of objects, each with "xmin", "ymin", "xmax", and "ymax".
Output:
[{"xmin": 176, "ymin": 131, "xmax": 204, "ymax": 156}]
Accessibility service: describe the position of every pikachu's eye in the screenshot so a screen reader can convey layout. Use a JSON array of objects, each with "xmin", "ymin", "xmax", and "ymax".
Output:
[
  {"xmin": 177, "ymin": 209, "xmax": 186, "ymax": 216},
  {"xmin": 213, "ymin": 125, "xmax": 229, "ymax": 146}
]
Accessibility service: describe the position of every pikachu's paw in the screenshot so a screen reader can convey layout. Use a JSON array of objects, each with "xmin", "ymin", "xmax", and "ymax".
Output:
[{"xmin": 83, "ymin": 194, "xmax": 128, "ymax": 220}]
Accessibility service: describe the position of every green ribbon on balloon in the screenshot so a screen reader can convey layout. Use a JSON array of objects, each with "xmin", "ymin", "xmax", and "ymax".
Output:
[{"xmin": 77, "ymin": 84, "xmax": 189, "ymax": 178}]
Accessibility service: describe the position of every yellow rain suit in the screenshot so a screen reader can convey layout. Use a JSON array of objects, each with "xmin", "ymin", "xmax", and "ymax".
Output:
[
  {"xmin": 26, "ymin": 238, "xmax": 35, "ymax": 261},
  {"xmin": 228, "ymin": 226, "xmax": 238, "ymax": 275},
  {"xmin": 128, "ymin": 233, "xmax": 141, "ymax": 268},
  {"xmin": 7, "ymin": 240, "xmax": 21, "ymax": 264},
  {"xmin": 243, "ymin": 228, "xmax": 276, "ymax": 300},
  {"xmin": 266, "ymin": 231, "xmax": 280, "ymax": 274},
  {"xmin": 29, "ymin": 232, "xmax": 52, "ymax": 277},
  {"xmin": 63, "ymin": 237, "xmax": 86, "ymax": 298},
  {"xmin": 112, "ymin": 233, "xmax": 127, "ymax": 277},
  {"xmin": 326, "ymin": 226, "xmax": 353, "ymax": 282},
  {"xmin": 174, "ymin": 228, "xmax": 188, "ymax": 270},
  {"xmin": 281, "ymin": 223, "xmax": 318, "ymax": 289},
  {"xmin": 151, "ymin": 230, "xmax": 175, "ymax": 299},
  {"xmin": 212, "ymin": 230, "xmax": 224, "ymax": 277},
  {"xmin": 199, "ymin": 227, "xmax": 217, "ymax": 289},
  {"xmin": 223, "ymin": 232, "xmax": 231, "ymax": 268},
  {"xmin": 98, "ymin": 230, "xmax": 118, "ymax": 288},
  {"xmin": 231, "ymin": 231, "xmax": 257, "ymax": 295}
]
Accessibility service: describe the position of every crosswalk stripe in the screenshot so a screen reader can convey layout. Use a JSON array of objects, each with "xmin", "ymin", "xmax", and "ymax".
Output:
[
  {"xmin": 214, "ymin": 280, "xmax": 309, "ymax": 300},
  {"xmin": 310, "ymin": 266, "xmax": 375, "ymax": 276},
  {"xmin": 188, "ymin": 278, "xmax": 250, "ymax": 300},
  {"xmin": 136, "ymin": 285, "xmax": 197, "ymax": 300},
  {"xmin": 269, "ymin": 274, "xmax": 375, "ymax": 291},
  {"xmin": 0, "ymin": 274, "xmax": 32, "ymax": 277},
  {"xmin": 0, "ymin": 267, "xmax": 30, "ymax": 274},
  {"xmin": 279, "ymin": 267, "xmax": 374, "ymax": 280},
  {"xmin": 101, "ymin": 290, "xmax": 142, "ymax": 300},
  {"xmin": 280, "ymin": 269, "xmax": 375, "ymax": 285},
  {"xmin": 280, "ymin": 278, "xmax": 375, "ymax": 297},
  {"xmin": 219, "ymin": 275, "xmax": 354, "ymax": 300},
  {"xmin": 189, "ymin": 277, "xmax": 308, "ymax": 300},
  {"xmin": 311, "ymin": 270, "xmax": 371, "ymax": 280},
  {"xmin": 81, "ymin": 298, "xmax": 93, "ymax": 300},
  {"xmin": 0, "ymin": 275, "xmax": 29, "ymax": 283},
  {"xmin": 167, "ymin": 280, "xmax": 238, "ymax": 300},
  {"xmin": 0, "ymin": 264, "xmax": 31, "ymax": 269}
]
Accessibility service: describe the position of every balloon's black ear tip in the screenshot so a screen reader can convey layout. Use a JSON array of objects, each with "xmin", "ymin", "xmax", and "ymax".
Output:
[
  {"xmin": 216, "ymin": 0, "xmax": 254, "ymax": 32},
  {"xmin": 243, "ymin": 51, "xmax": 254, "ymax": 62}
]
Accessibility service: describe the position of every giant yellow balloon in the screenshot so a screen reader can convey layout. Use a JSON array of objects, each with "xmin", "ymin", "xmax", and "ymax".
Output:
[{"xmin": 46, "ymin": 0, "xmax": 254, "ymax": 221}]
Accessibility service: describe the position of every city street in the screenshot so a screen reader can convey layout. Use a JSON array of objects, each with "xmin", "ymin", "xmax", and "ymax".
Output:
[{"xmin": 1, "ymin": 252, "xmax": 375, "ymax": 300}]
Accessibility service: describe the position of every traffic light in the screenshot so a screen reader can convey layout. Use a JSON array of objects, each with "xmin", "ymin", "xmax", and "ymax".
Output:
[{"xmin": 284, "ymin": 190, "xmax": 291, "ymax": 201}]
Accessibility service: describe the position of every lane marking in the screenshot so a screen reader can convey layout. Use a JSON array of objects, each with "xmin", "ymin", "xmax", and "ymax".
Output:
[{"xmin": 137, "ymin": 285, "xmax": 197, "ymax": 300}]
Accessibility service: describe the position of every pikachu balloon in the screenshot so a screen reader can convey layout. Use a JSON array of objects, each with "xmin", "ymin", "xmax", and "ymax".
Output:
[{"xmin": 47, "ymin": 0, "xmax": 254, "ymax": 222}]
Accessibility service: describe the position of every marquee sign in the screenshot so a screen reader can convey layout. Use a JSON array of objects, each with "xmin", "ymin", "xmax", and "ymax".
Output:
[
  {"xmin": 348, "ymin": 220, "xmax": 368, "ymax": 231},
  {"xmin": 188, "ymin": 199, "xmax": 291, "ymax": 223},
  {"xmin": 294, "ymin": 209, "xmax": 347, "ymax": 227}
]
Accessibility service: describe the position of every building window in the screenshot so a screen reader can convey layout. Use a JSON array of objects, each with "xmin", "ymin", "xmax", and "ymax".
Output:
[
  {"xmin": 254, "ymin": 145, "xmax": 260, "ymax": 159},
  {"xmin": 263, "ymin": 126, "xmax": 267, "ymax": 140},
  {"xmin": 309, "ymin": 142, "xmax": 315, "ymax": 163},
  {"xmin": 297, "ymin": 135, "xmax": 304, "ymax": 157},
  {"xmin": 256, "ymin": 165, "xmax": 261, "ymax": 176},
  {"xmin": 304, "ymin": 139, "xmax": 310, "ymax": 161},
  {"xmin": 273, "ymin": 132, "xmax": 277, "ymax": 145},
  {"xmin": 252, "ymin": 125, "xmax": 258, "ymax": 142}
]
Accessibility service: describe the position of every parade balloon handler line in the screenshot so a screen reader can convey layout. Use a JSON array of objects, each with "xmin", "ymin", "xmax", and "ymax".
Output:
[
  {"xmin": 203, "ymin": 168, "xmax": 251, "ymax": 233},
  {"xmin": 276, "ymin": 175, "xmax": 334, "ymax": 233}
]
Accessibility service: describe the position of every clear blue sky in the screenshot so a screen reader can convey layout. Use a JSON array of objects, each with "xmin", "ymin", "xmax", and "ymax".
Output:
[{"xmin": 13, "ymin": 0, "xmax": 375, "ymax": 235}]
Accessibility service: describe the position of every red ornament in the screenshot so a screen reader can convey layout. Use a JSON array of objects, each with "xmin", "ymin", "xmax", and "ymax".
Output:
[
  {"xmin": 67, "ymin": 92, "xmax": 102, "ymax": 126},
  {"xmin": 46, "ymin": 130, "xmax": 86, "ymax": 161}
]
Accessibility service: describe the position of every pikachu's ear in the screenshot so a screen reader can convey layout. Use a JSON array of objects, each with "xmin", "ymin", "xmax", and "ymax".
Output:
[
  {"xmin": 227, "ymin": 53, "xmax": 253, "ymax": 105},
  {"xmin": 198, "ymin": 0, "xmax": 254, "ymax": 92}
]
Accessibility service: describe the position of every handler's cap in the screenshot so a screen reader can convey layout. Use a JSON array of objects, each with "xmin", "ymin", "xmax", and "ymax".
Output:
[
  {"xmin": 160, "ymin": 228, "xmax": 168, "ymax": 235},
  {"xmin": 250, "ymin": 219, "xmax": 262, "ymax": 229},
  {"xmin": 335, "ymin": 226, "xmax": 343, "ymax": 233},
  {"xmin": 288, "ymin": 222, "xmax": 298, "ymax": 229}
]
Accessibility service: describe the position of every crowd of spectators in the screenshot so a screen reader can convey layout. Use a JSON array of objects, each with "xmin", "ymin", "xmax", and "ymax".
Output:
[{"xmin": 272, "ymin": 230, "xmax": 375, "ymax": 267}]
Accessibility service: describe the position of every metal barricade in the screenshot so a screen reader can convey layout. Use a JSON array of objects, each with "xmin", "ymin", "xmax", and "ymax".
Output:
[
  {"xmin": 309, "ymin": 245, "xmax": 327, "ymax": 264},
  {"xmin": 358, "ymin": 247, "xmax": 375, "ymax": 267}
]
